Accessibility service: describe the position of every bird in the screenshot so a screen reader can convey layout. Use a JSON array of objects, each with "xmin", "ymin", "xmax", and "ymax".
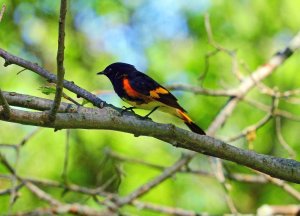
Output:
[{"xmin": 97, "ymin": 62, "xmax": 205, "ymax": 135}]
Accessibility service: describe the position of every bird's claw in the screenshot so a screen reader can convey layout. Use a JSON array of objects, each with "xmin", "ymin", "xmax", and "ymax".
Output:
[
  {"xmin": 121, "ymin": 106, "xmax": 136, "ymax": 116},
  {"xmin": 139, "ymin": 115, "xmax": 152, "ymax": 121}
]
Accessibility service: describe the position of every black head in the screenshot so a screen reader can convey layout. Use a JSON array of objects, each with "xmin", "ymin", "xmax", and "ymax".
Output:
[{"xmin": 97, "ymin": 62, "xmax": 136, "ymax": 79}]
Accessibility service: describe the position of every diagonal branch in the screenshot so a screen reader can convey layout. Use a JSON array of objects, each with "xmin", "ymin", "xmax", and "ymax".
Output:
[
  {"xmin": 0, "ymin": 153, "xmax": 112, "ymax": 216},
  {"xmin": 208, "ymin": 31, "xmax": 300, "ymax": 135},
  {"xmin": 0, "ymin": 4, "xmax": 6, "ymax": 22},
  {"xmin": 0, "ymin": 49, "xmax": 105, "ymax": 108},
  {"xmin": 157, "ymin": 31, "xmax": 300, "ymax": 209},
  {"xmin": 115, "ymin": 154, "xmax": 192, "ymax": 206},
  {"xmin": 167, "ymin": 83, "xmax": 236, "ymax": 97},
  {"xmin": 49, "ymin": 0, "xmax": 67, "ymax": 122}
]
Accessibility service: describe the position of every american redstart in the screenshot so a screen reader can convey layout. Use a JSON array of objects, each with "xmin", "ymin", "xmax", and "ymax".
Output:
[{"xmin": 97, "ymin": 62, "xmax": 205, "ymax": 135}]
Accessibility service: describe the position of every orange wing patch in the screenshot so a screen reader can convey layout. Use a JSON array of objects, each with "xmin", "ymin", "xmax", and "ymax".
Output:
[
  {"xmin": 150, "ymin": 87, "xmax": 169, "ymax": 98},
  {"xmin": 123, "ymin": 78, "xmax": 141, "ymax": 98}
]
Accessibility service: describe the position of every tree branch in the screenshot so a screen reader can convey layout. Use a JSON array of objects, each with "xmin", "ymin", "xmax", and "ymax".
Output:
[
  {"xmin": 257, "ymin": 205, "xmax": 300, "ymax": 216},
  {"xmin": 207, "ymin": 31, "xmax": 300, "ymax": 135},
  {"xmin": 1, "ymin": 91, "xmax": 300, "ymax": 183},
  {"xmin": 167, "ymin": 83, "xmax": 236, "ymax": 97},
  {"xmin": 1, "ymin": 31, "xmax": 300, "ymax": 186},
  {"xmin": 115, "ymin": 154, "xmax": 192, "ymax": 206},
  {"xmin": 25, "ymin": 182, "xmax": 110, "ymax": 216},
  {"xmin": 0, "ymin": 88, "xmax": 10, "ymax": 118},
  {"xmin": 0, "ymin": 48, "xmax": 105, "ymax": 108},
  {"xmin": 49, "ymin": 0, "xmax": 67, "ymax": 121},
  {"xmin": 0, "ymin": 4, "xmax": 6, "ymax": 22}
]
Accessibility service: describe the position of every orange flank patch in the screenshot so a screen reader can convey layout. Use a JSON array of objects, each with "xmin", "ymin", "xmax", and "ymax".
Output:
[
  {"xmin": 150, "ymin": 87, "xmax": 169, "ymax": 98},
  {"xmin": 123, "ymin": 78, "xmax": 141, "ymax": 98},
  {"xmin": 176, "ymin": 109, "xmax": 192, "ymax": 123}
]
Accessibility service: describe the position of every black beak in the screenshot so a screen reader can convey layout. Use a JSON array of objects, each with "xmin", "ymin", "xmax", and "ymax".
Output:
[{"xmin": 97, "ymin": 71, "xmax": 105, "ymax": 75}]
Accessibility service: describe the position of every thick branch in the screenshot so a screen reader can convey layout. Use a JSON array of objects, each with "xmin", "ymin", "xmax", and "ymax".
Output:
[
  {"xmin": 1, "ymin": 33, "xmax": 300, "ymax": 185},
  {"xmin": 1, "ymin": 92, "xmax": 300, "ymax": 183}
]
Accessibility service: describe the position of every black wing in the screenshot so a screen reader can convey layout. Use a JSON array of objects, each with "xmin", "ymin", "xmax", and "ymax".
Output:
[{"xmin": 128, "ymin": 71, "xmax": 185, "ymax": 111}]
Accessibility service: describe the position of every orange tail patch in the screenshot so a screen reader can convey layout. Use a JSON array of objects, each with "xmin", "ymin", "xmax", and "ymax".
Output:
[
  {"xmin": 176, "ymin": 109, "xmax": 206, "ymax": 135},
  {"xmin": 176, "ymin": 109, "xmax": 192, "ymax": 123}
]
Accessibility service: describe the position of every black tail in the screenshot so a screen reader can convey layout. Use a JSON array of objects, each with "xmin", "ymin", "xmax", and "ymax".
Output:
[
  {"xmin": 176, "ymin": 108, "xmax": 206, "ymax": 135},
  {"xmin": 185, "ymin": 121, "xmax": 206, "ymax": 135}
]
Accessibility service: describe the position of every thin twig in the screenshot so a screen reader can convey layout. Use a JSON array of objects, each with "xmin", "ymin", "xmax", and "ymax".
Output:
[
  {"xmin": 254, "ymin": 171, "xmax": 300, "ymax": 201},
  {"xmin": 49, "ymin": 0, "xmax": 67, "ymax": 122},
  {"xmin": 202, "ymin": 15, "xmax": 243, "ymax": 213},
  {"xmin": 168, "ymin": 14, "xmax": 244, "ymax": 212},
  {"xmin": 211, "ymin": 158, "xmax": 238, "ymax": 214},
  {"xmin": 8, "ymin": 128, "xmax": 41, "ymax": 213},
  {"xmin": 199, "ymin": 49, "xmax": 219, "ymax": 82},
  {"xmin": 24, "ymin": 183, "xmax": 110, "ymax": 216},
  {"xmin": 0, "ymin": 144, "xmax": 18, "ymax": 149},
  {"xmin": 108, "ymin": 150, "xmax": 169, "ymax": 171},
  {"xmin": 208, "ymin": 31, "xmax": 300, "ymax": 134},
  {"xmin": 0, "ymin": 153, "xmax": 112, "ymax": 216},
  {"xmin": 167, "ymin": 83, "xmax": 236, "ymax": 97},
  {"xmin": 257, "ymin": 204, "xmax": 300, "ymax": 216},
  {"xmin": 26, "ymin": 182, "xmax": 61, "ymax": 206},
  {"xmin": 109, "ymin": 151, "xmax": 268, "ymax": 183},
  {"xmin": 0, "ymin": 48, "xmax": 105, "ymax": 107},
  {"xmin": 0, "ymin": 153, "xmax": 17, "ymax": 175},
  {"xmin": 0, "ymin": 152, "xmax": 20, "ymax": 214},
  {"xmin": 132, "ymin": 200, "xmax": 202, "ymax": 216},
  {"xmin": 115, "ymin": 154, "xmax": 193, "ymax": 206},
  {"xmin": 201, "ymin": 14, "xmax": 238, "ymax": 83},
  {"xmin": 204, "ymin": 14, "xmax": 239, "ymax": 207},
  {"xmin": 62, "ymin": 129, "xmax": 70, "ymax": 183},
  {"xmin": 16, "ymin": 68, "xmax": 27, "ymax": 75},
  {"xmin": 0, "ymin": 4, "xmax": 6, "ymax": 22},
  {"xmin": 2, "ymin": 174, "xmax": 200, "ymax": 216},
  {"xmin": 62, "ymin": 92, "xmax": 81, "ymax": 106},
  {"xmin": 243, "ymin": 97, "xmax": 300, "ymax": 122},
  {"xmin": 0, "ymin": 183, "xmax": 23, "ymax": 196},
  {"xmin": 226, "ymin": 113, "xmax": 272, "ymax": 143},
  {"xmin": 275, "ymin": 117, "xmax": 296, "ymax": 158},
  {"xmin": 275, "ymin": 109, "xmax": 300, "ymax": 122},
  {"xmin": 9, "ymin": 205, "xmax": 111, "ymax": 216},
  {"xmin": 242, "ymin": 97, "xmax": 270, "ymax": 112},
  {"xmin": 18, "ymin": 128, "xmax": 41, "ymax": 146},
  {"xmin": 227, "ymin": 92, "xmax": 279, "ymax": 144},
  {"xmin": 264, "ymin": 175, "xmax": 300, "ymax": 201}
]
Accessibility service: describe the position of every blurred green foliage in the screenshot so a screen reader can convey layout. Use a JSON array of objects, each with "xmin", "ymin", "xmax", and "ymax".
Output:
[{"xmin": 1, "ymin": 0, "xmax": 300, "ymax": 215}]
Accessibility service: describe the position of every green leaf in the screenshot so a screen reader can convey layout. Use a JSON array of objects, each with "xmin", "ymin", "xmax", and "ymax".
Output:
[{"xmin": 38, "ymin": 86, "xmax": 56, "ymax": 95}]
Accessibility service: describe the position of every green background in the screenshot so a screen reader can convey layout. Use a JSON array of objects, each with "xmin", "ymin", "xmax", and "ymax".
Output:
[{"xmin": 1, "ymin": 0, "xmax": 300, "ymax": 215}]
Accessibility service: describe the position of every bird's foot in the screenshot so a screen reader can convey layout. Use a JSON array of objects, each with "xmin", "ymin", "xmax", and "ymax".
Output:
[
  {"xmin": 139, "ymin": 106, "xmax": 159, "ymax": 120},
  {"xmin": 121, "ymin": 106, "xmax": 136, "ymax": 116},
  {"xmin": 139, "ymin": 114, "xmax": 152, "ymax": 121}
]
